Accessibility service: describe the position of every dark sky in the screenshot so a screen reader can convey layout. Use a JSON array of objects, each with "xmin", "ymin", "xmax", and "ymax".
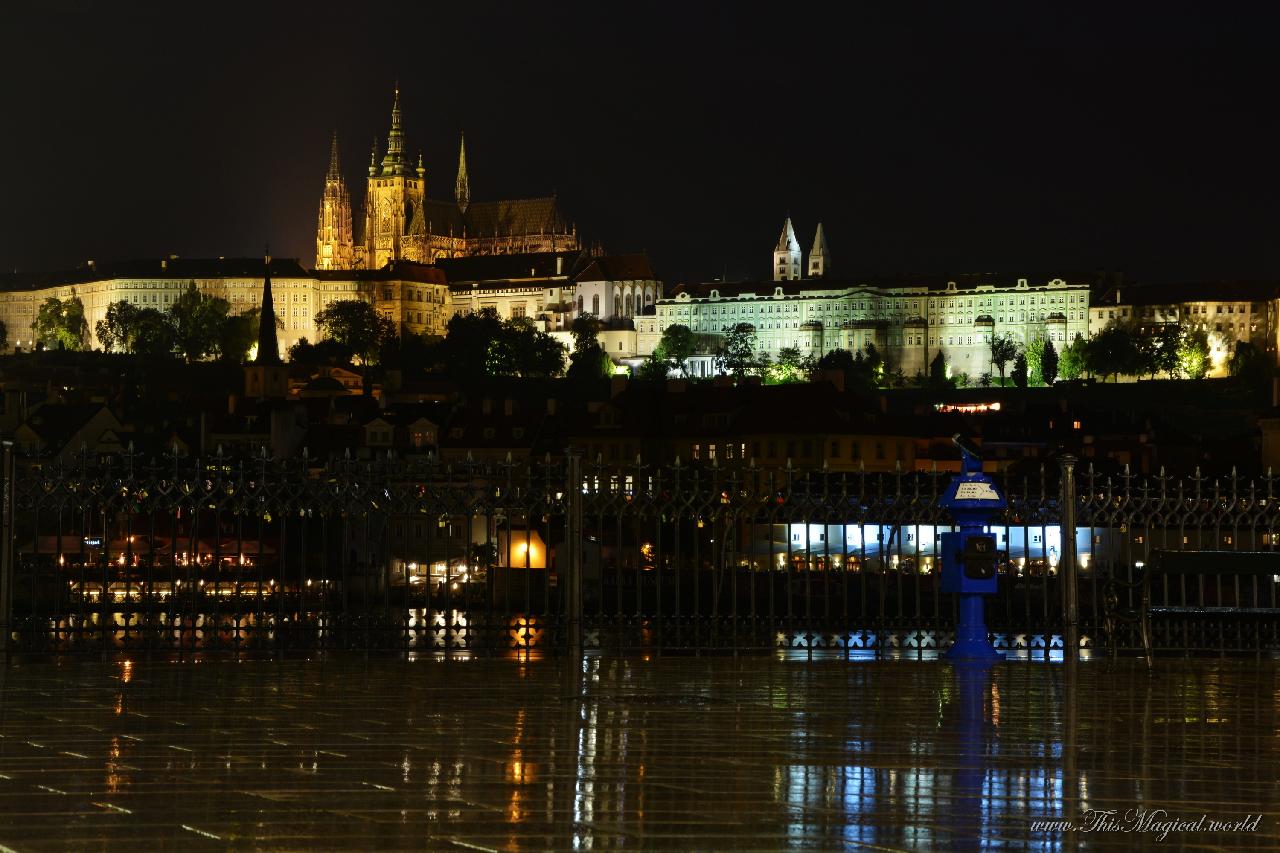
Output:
[{"xmin": 3, "ymin": 1, "xmax": 1277, "ymax": 284}]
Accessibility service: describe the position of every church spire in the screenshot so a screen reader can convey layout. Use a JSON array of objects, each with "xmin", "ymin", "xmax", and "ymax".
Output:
[
  {"xmin": 808, "ymin": 222, "xmax": 829, "ymax": 278},
  {"xmin": 455, "ymin": 131, "xmax": 470, "ymax": 214},
  {"xmin": 381, "ymin": 83, "xmax": 407, "ymax": 175},
  {"xmin": 327, "ymin": 130, "xmax": 341, "ymax": 179},
  {"xmin": 255, "ymin": 250, "xmax": 282, "ymax": 365},
  {"xmin": 773, "ymin": 217, "xmax": 802, "ymax": 281}
]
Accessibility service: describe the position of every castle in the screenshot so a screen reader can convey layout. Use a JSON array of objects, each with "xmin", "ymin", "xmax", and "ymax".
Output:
[{"xmin": 316, "ymin": 86, "xmax": 579, "ymax": 271}]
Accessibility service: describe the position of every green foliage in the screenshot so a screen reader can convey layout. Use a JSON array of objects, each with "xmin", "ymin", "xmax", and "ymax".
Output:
[
  {"xmin": 131, "ymin": 308, "xmax": 177, "ymax": 359},
  {"xmin": 218, "ymin": 307, "xmax": 279, "ymax": 363},
  {"xmin": 1228, "ymin": 340, "xmax": 1268, "ymax": 387},
  {"xmin": 816, "ymin": 348, "xmax": 856, "ymax": 373},
  {"xmin": 1142, "ymin": 325, "xmax": 1183, "ymax": 379},
  {"xmin": 95, "ymin": 300, "xmax": 142, "ymax": 353},
  {"xmin": 1040, "ymin": 336, "xmax": 1059, "ymax": 385},
  {"xmin": 441, "ymin": 307, "xmax": 504, "ymax": 380},
  {"xmin": 928, "ymin": 351, "xmax": 949, "ymax": 388},
  {"xmin": 989, "ymin": 333, "xmax": 1018, "ymax": 385},
  {"xmin": 567, "ymin": 314, "xmax": 614, "ymax": 383},
  {"xmin": 33, "ymin": 293, "xmax": 89, "ymax": 351},
  {"xmin": 657, "ymin": 324, "xmax": 696, "ymax": 377},
  {"xmin": 170, "ymin": 282, "xmax": 231, "ymax": 363},
  {"xmin": 289, "ymin": 336, "xmax": 355, "ymax": 367},
  {"xmin": 978, "ymin": 372, "xmax": 993, "ymax": 387},
  {"xmin": 488, "ymin": 316, "xmax": 566, "ymax": 378},
  {"xmin": 313, "ymin": 298, "xmax": 395, "ymax": 366},
  {"xmin": 1011, "ymin": 352, "xmax": 1029, "ymax": 388},
  {"xmin": 0, "ymin": 318, "xmax": 6, "ymax": 351},
  {"xmin": 1024, "ymin": 333, "xmax": 1046, "ymax": 385},
  {"xmin": 1084, "ymin": 323, "xmax": 1143, "ymax": 381},
  {"xmin": 769, "ymin": 346, "xmax": 809, "ymax": 384},
  {"xmin": 1059, "ymin": 333, "xmax": 1088, "ymax": 380},
  {"xmin": 716, "ymin": 323, "xmax": 758, "ymax": 378},
  {"xmin": 1177, "ymin": 328, "xmax": 1211, "ymax": 380},
  {"xmin": 636, "ymin": 352, "xmax": 672, "ymax": 381}
]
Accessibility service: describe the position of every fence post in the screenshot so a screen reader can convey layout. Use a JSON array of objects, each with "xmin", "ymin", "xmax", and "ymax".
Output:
[
  {"xmin": 566, "ymin": 449, "xmax": 584, "ymax": 658},
  {"xmin": 0, "ymin": 440, "xmax": 14, "ymax": 657},
  {"xmin": 1059, "ymin": 454, "xmax": 1079, "ymax": 654}
]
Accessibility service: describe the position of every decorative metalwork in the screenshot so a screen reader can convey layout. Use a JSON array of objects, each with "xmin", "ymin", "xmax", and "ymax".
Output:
[{"xmin": 4, "ymin": 446, "xmax": 1277, "ymax": 656}]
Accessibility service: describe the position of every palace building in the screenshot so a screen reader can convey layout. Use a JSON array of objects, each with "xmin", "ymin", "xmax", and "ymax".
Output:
[
  {"xmin": 316, "ymin": 86, "xmax": 579, "ymax": 272},
  {"xmin": 637, "ymin": 220, "xmax": 1094, "ymax": 379}
]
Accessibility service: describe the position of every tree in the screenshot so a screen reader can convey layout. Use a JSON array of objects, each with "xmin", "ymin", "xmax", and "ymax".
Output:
[
  {"xmin": 0, "ymin": 318, "xmax": 6, "ymax": 351},
  {"xmin": 169, "ymin": 282, "xmax": 230, "ymax": 362},
  {"xmin": 989, "ymin": 333, "xmax": 1018, "ymax": 385},
  {"xmin": 131, "ymin": 308, "xmax": 177, "ymax": 359},
  {"xmin": 1228, "ymin": 340, "xmax": 1268, "ymax": 387},
  {"xmin": 770, "ymin": 346, "xmax": 807, "ymax": 383},
  {"xmin": 1085, "ymin": 323, "xmax": 1143, "ymax": 382},
  {"xmin": 566, "ymin": 314, "xmax": 614, "ymax": 383},
  {"xmin": 1059, "ymin": 333, "xmax": 1088, "ymax": 380},
  {"xmin": 490, "ymin": 317, "xmax": 565, "ymax": 378},
  {"xmin": 816, "ymin": 348, "xmax": 856, "ymax": 373},
  {"xmin": 440, "ymin": 307, "xmax": 505, "ymax": 380},
  {"xmin": 289, "ymin": 336, "xmax": 355, "ymax": 367},
  {"xmin": 1024, "ymin": 333, "xmax": 1047, "ymax": 385},
  {"xmin": 313, "ymin": 299, "xmax": 394, "ymax": 366},
  {"xmin": 637, "ymin": 352, "xmax": 672, "ymax": 381},
  {"xmin": 657, "ymin": 324, "xmax": 696, "ymax": 377},
  {"xmin": 1146, "ymin": 325, "xmax": 1182, "ymax": 379},
  {"xmin": 1040, "ymin": 336, "xmax": 1059, "ymax": 385},
  {"xmin": 928, "ymin": 351, "xmax": 949, "ymax": 388},
  {"xmin": 95, "ymin": 300, "xmax": 142, "ymax": 353},
  {"xmin": 1177, "ymin": 328, "xmax": 1211, "ymax": 380},
  {"xmin": 1011, "ymin": 352, "xmax": 1029, "ymax": 388},
  {"xmin": 33, "ymin": 294, "xmax": 89, "ymax": 351},
  {"xmin": 716, "ymin": 323, "xmax": 758, "ymax": 378},
  {"xmin": 218, "ymin": 307, "xmax": 280, "ymax": 363}
]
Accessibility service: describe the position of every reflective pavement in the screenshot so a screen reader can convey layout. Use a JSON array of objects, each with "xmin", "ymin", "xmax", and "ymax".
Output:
[{"xmin": 0, "ymin": 653, "xmax": 1275, "ymax": 851}]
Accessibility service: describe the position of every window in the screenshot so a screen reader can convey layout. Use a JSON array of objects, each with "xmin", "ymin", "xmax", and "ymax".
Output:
[
  {"xmin": 511, "ymin": 305, "xmax": 526, "ymax": 319},
  {"xmin": 830, "ymin": 441, "xmax": 840, "ymax": 458}
]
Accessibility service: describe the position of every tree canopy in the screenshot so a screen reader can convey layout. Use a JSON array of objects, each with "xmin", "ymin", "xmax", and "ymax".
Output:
[
  {"xmin": 33, "ymin": 294, "xmax": 88, "ymax": 351},
  {"xmin": 313, "ymin": 299, "xmax": 395, "ymax": 366},
  {"xmin": 566, "ymin": 314, "xmax": 614, "ymax": 383},
  {"xmin": 170, "ymin": 282, "xmax": 231, "ymax": 362},
  {"xmin": 716, "ymin": 323, "xmax": 758, "ymax": 378}
]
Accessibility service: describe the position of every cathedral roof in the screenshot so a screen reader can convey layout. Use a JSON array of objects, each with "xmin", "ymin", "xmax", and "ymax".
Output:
[
  {"xmin": 421, "ymin": 196, "xmax": 571, "ymax": 238},
  {"xmin": 312, "ymin": 261, "xmax": 447, "ymax": 284},
  {"xmin": 576, "ymin": 255, "xmax": 656, "ymax": 282},
  {"xmin": 666, "ymin": 273, "xmax": 1097, "ymax": 300},
  {"xmin": 437, "ymin": 250, "xmax": 589, "ymax": 287}
]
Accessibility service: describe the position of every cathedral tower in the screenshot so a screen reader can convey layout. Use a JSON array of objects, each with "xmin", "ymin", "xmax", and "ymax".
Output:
[
  {"xmin": 364, "ymin": 85, "xmax": 428, "ymax": 269},
  {"xmin": 808, "ymin": 222, "xmax": 829, "ymax": 278},
  {"xmin": 773, "ymin": 217, "xmax": 801, "ymax": 281},
  {"xmin": 315, "ymin": 132, "xmax": 355, "ymax": 270},
  {"xmin": 455, "ymin": 132, "xmax": 470, "ymax": 214}
]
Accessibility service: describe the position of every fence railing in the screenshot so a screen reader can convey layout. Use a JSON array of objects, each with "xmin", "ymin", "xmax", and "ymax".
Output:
[{"xmin": 1, "ymin": 444, "xmax": 1278, "ymax": 656}]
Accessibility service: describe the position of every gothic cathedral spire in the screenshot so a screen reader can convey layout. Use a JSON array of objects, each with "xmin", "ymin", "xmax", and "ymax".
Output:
[
  {"xmin": 455, "ymin": 131, "xmax": 470, "ymax": 214},
  {"xmin": 315, "ymin": 132, "xmax": 355, "ymax": 270},
  {"xmin": 380, "ymin": 83, "xmax": 408, "ymax": 175}
]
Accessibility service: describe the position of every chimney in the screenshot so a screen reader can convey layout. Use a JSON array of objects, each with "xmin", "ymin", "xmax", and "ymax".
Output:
[
  {"xmin": 160, "ymin": 259, "xmax": 167, "ymax": 271},
  {"xmin": 228, "ymin": 393, "xmax": 237, "ymax": 415},
  {"xmin": 1115, "ymin": 288, "xmax": 1121, "ymax": 305},
  {"xmin": 482, "ymin": 397, "xmax": 492, "ymax": 415},
  {"xmin": 503, "ymin": 397, "xmax": 513, "ymax": 416},
  {"xmin": 546, "ymin": 398, "xmax": 557, "ymax": 415},
  {"xmin": 556, "ymin": 256, "xmax": 564, "ymax": 275}
]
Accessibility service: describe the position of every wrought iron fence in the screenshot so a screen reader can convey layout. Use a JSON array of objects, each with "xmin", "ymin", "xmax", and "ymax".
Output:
[{"xmin": 0, "ymin": 441, "xmax": 1277, "ymax": 657}]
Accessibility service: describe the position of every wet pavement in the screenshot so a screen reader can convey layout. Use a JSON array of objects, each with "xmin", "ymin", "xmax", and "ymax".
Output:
[{"xmin": 0, "ymin": 653, "xmax": 1275, "ymax": 851}]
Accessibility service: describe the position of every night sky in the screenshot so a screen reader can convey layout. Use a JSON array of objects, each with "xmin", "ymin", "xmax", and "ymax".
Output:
[{"xmin": 3, "ymin": 1, "xmax": 1277, "ymax": 285}]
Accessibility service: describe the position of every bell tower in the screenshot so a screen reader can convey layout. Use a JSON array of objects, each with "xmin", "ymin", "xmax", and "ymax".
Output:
[
  {"xmin": 773, "ymin": 217, "xmax": 801, "ymax": 281},
  {"xmin": 363, "ymin": 85, "xmax": 427, "ymax": 269}
]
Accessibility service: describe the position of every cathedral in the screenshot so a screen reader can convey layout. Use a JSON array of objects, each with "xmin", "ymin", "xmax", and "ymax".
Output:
[{"xmin": 315, "ymin": 86, "xmax": 579, "ymax": 271}]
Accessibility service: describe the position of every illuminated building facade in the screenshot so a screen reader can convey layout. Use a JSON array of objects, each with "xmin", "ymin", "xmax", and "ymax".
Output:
[
  {"xmin": 320, "ymin": 86, "xmax": 579, "ymax": 272},
  {"xmin": 639, "ymin": 273, "xmax": 1092, "ymax": 379},
  {"xmin": 1089, "ymin": 280, "xmax": 1280, "ymax": 378}
]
